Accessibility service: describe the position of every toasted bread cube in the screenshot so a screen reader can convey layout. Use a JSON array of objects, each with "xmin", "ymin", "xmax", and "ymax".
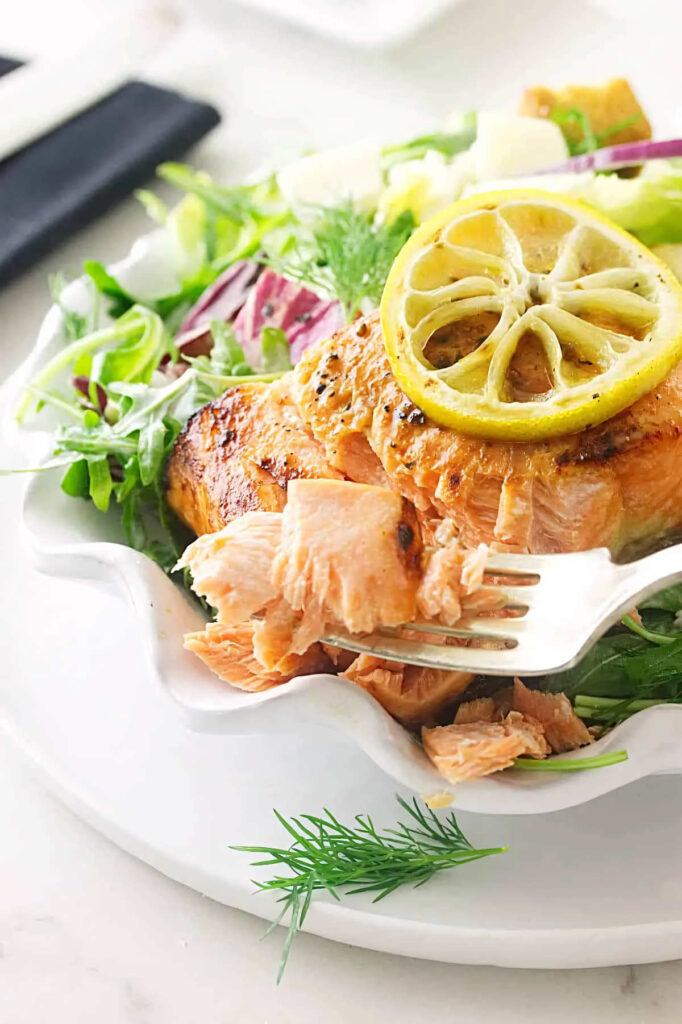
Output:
[{"xmin": 519, "ymin": 78, "xmax": 651, "ymax": 147}]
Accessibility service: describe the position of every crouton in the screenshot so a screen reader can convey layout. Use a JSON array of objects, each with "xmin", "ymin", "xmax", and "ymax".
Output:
[{"xmin": 519, "ymin": 78, "xmax": 651, "ymax": 147}]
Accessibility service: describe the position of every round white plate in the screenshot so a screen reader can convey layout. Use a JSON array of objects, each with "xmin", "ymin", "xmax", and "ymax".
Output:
[{"xmin": 3, "ymin": 463, "xmax": 682, "ymax": 969}]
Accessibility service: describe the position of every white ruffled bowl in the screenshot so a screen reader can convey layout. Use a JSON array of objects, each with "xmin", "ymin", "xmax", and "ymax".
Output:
[{"xmin": 7, "ymin": 230, "xmax": 682, "ymax": 815}]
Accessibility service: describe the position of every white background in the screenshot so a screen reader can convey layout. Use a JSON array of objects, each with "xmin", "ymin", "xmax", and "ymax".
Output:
[{"xmin": 3, "ymin": 0, "xmax": 682, "ymax": 1019}]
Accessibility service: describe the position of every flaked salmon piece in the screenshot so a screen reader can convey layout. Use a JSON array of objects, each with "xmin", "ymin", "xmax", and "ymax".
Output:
[
  {"xmin": 252, "ymin": 597, "xmax": 327, "ymax": 671},
  {"xmin": 321, "ymin": 643, "xmax": 358, "ymax": 672},
  {"xmin": 272, "ymin": 479, "xmax": 422, "ymax": 635},
  {"xmin": 183, "ymin": 621, "xmax": 331, "ymax": 691},
  {"xmin": 454, "ymin": 697, "xmax": 496, "ymax": 725},
  {"xmin": 512, "ymin": 678, "xmax": 592, "ymax": 753},
  {"xmin": 177, "ymin": 478, "xmax": 492, "ymax": 684},
  {"xmin": 422, "ymin": 711, "xmax": 550, "ymax": 783},
  {"xmin": 176, "ymin": 512, "xmax": 282, "ymax": 624},
  {"xmin": 342, "ymin": 653, "xmax": 473, "ymax": 726},
  {"xmin": 417, "ymin": 534, "xmax": 495, "ymax": 626}
]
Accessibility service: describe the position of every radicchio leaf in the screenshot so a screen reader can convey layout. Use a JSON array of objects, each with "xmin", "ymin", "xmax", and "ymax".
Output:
[
  {"xmin": 175, "ymin": 260, "xmax": 262, "ymax": 357},
  {"xmin": 232, "ymin": 268, "xmax": 344, "ymax": 365}
]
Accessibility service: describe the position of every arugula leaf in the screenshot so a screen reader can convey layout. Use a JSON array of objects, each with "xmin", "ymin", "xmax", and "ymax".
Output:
[
  {"xmin": 271, "ymin": 204, "xmax": 415, "ymax": 321},
  {"xmin": 209, "ymin": 320, "xmax": 245, "ymax": 376},
  {"xmin": 158, "ymin": 163, "xmax": 266, "ymax": 223},
  {"xmin": 93, "ymin": 307, "xmax": 166, "ymax": 386},
  {"xmin": 623, "ymin": 637, "xmax": 682, "ymax": 689},
  {"xmin": 260, "ymin": 327, "xmax": 292, "ymax": 373},
  {"xmin": 86, "ymin": 455, "xmax": 113, "ymax": 512},
  {"xmin": 382, "ymin": 114, "xmax": 477, "ymax": 169},
  {"xmin": 84, "ymin": 260, "xmax": 136, "ymax": 318},
  {"xmin": 60, "ymin": 458, "xmax": 90, "ymax": 498},
  {"xmin": 539, "ymin": 632, "xmax": 645, "ymax": 699}
]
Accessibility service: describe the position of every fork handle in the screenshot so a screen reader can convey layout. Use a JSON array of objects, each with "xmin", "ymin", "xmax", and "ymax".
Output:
[{"xmin": 617, "ymin": 542, "xmax": 682, "ymax": 609}]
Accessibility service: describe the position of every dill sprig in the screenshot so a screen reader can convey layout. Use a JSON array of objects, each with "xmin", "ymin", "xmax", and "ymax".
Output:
[
  {"xmin": 233, "ymin": 795, "xmax": 505, "ymax": 981},
  {"xmin": 270, "ymin": 203, "xmax": 415, "ymax": 322}
]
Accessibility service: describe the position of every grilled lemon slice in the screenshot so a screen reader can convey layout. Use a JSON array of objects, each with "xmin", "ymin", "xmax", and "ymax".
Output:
[{"xmin": 381, "ymin": 189, "xmax": 682, "ymax": 441}]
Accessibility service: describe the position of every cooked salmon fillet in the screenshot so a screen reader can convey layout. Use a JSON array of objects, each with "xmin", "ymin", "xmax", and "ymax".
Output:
[
  {"xmin": 422, "ymin": 712, "xmax": 550, "ymax": 783},
  {"xmin": 512, "ymin": 678, "xmax": 592, "ymax": 752},
  {"xmin": 184, "ymin": 621, "xmax": 331, "ymax": 691},
  {"xmin": 165, "ymin": 376, "xmax": 342, "ymax": 535},
  {"xmin": 290, "ymin": 312, "xmax": 682, "ymax": 555},
  {"xmin": 168, "ymin": 310, "xmax": 682, "ymax": 556}
]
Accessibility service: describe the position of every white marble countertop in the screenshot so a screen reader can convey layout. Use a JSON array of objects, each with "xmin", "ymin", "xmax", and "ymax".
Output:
[
  {"xmin": 3, "ymin": 0, "xmax": 682, "ymax": 1018},
  {"xmin": 2, "ymin": 729, "xmax": 682, "ymax": 1022}
]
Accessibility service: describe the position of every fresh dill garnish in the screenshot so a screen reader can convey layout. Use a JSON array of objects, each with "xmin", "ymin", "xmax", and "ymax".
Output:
[
  {"xmin": 550, "ymin": 107, "xmax": 641, "ymax": 157},
  {"xmin": 232, "ymin": 795, "xmax": 505, "ymax": 982},
  {"xmin": 270, "ymin": 203, "xmax": 415, "ymax": 321}
]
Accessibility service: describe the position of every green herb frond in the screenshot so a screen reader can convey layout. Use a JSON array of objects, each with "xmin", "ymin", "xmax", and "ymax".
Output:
[
  {"xmin": 233, "ymin": 795, "xmax": 504, "ymax": 981},
  {"xmin": 269, "ymin": 203, "xmax": 415, "ymax": 321}
]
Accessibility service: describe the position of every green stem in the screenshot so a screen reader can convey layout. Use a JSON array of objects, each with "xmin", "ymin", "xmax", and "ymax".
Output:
[
  {"xmin": 575, "ymin": 694, "xmax": 677, "ymax": 709},
  {"xmin": 513, "ymin": 750, "xmax": 628, "ymax": 772},
  {"xmin": 622, "ymin": 613, "xmax": 676, "ymax": 646},
  {"xmin": 24, "ymin": 386, "xmax": 87, "ymax": 423},
  {"xmin": 195, "ymin": 369, "xmax": 286, "ymax": 386},
  {"xmin": 17, "ymin": 319, "xmax": 143, "ymax": 423}
]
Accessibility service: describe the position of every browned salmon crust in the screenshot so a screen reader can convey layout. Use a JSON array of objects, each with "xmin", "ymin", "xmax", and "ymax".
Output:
[{"xmin": 165, "ymin": 377, "xmax": 342, "ymax": 535}]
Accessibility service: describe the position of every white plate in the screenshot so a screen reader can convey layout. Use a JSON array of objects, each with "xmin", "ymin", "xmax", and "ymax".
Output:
[
  {"xmin": 8, "ymin": 230, "xmax": 682, "ymax": 816},
  {"xmin": 3, "ymin": 460, "xmax": 682, "ymax": 969},
  {"xmin": 5, "ymin": 232, "xmax": 682, "ymax": 968},
  {"xmin": 190, "ymin": 0, "xmax": 461, "ymax": 50}
]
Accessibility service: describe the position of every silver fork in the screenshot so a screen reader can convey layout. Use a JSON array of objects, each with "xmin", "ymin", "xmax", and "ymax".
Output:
[{"xmin": 323, "ymin": 545, "xmax": 682, "ymax": 676}]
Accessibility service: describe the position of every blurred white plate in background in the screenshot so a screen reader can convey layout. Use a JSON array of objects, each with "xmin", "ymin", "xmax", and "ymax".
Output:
[{"xmin": 192, "ymin": 0, "xmax": 462, "ymax": 49}]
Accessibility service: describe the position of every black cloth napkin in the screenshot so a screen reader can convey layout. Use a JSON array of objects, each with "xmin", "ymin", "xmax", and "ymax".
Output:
[{"xmin": 0, "ymin": 57, "xmax": 221, "ymax": 286}]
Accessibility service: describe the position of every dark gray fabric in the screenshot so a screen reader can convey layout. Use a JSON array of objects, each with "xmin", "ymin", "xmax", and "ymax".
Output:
[{"xmin": 0, "ymin": 58, "xmax": 220, "ymax": 286}]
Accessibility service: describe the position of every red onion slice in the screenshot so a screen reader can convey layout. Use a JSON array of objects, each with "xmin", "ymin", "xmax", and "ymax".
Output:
[{"xmin": 539, "ymin": 138, "xmax": 682, "ymax": 175}]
